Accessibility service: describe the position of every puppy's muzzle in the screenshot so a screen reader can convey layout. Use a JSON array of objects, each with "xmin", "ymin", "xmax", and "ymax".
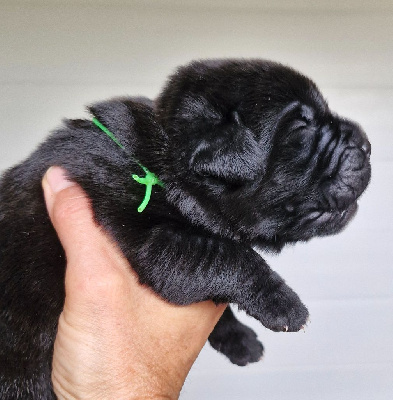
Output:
[{"xmin": 321, "ymin": 121, "xmax": 371, "ymax": 211}]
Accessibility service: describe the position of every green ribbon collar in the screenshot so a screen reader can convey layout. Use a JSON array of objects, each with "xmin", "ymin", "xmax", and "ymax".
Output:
[{"xmin": 92, "ymin": 117, "xmax": 164, "ymax": 213}]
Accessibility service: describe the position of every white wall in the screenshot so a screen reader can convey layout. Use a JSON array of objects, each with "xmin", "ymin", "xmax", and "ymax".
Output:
[{"xmin": 1, "ymin": 1, "xmax": 392, "ymax": 399}]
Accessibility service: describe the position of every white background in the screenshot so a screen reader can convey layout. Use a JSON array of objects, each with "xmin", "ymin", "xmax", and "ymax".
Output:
[{"xmin": 0, "ymin": 1, "xmax": 392, "ymax": 399}]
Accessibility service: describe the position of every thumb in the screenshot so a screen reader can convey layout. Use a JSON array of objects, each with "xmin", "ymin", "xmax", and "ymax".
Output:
[{"xmin": 42, "ymin": 166, "xmax": 100, "ymax": 259}]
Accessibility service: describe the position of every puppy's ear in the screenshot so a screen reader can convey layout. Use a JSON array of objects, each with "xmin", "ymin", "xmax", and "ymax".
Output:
[
  {"xmin": 189, "ymin": 108, "xmax": 265, "ymax": 182},
  {"xmin": 160, "ymin": 93, "xmax": 264, "ymax": 182}
]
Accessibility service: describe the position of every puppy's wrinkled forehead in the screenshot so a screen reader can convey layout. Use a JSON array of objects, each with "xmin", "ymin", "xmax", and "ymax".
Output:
[{"xmin": 158, "ymin": 59, "xmax": 329, "ymax": 124}]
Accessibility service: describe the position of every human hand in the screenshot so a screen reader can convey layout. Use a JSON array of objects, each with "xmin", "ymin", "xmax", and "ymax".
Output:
[{"xmin": 42, "ymin": 166, "xmax": 226, "ymax": 400}]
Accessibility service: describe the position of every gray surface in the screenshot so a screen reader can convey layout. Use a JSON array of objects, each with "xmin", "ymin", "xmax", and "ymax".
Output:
[{"xmin": 1, "ymin": 1, "xmax": 392, "ymax": 399}]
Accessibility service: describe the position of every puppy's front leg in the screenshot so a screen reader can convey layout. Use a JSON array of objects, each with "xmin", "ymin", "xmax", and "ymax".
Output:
[{"xmin": 131, "ymin": 225, "xmax": 309, "ymax": 333}]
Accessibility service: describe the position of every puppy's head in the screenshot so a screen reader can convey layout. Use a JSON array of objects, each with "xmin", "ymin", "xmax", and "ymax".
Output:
[{"xmin": 156, "ymin": 60, "xmax": 371, "ymax": 249}]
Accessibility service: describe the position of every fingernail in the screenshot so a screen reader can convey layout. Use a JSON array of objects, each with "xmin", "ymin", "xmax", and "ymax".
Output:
[{"xmin": 44, "ymin": 166, "xmax": 75, "ymax": 193}]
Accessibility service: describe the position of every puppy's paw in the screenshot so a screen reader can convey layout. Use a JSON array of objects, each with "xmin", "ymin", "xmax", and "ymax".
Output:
[
  {"xmin": 209, "ymin": 323, "xmax": 264, "ymax": 366},
  {"xmin": 248, "ymin": 285, "xmax": 309, "ymax": 333}
]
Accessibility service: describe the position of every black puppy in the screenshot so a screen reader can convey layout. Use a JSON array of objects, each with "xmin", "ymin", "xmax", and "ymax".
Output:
[{"xmin": 0, "ymin": 59, "xmax": 371, "ymax": 398}]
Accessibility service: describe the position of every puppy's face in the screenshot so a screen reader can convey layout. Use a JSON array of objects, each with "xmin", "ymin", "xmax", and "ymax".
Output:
[
  {"xmin": 157, "ymin": 60, "xmax": 371, "ymax": 248},
  {"xmin": 237, "ymin": 108, "xmax": 371, "ymax": 246}
]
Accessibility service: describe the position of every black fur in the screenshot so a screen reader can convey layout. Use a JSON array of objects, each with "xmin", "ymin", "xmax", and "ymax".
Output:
[{"xmin": 0, "ymin": 59, "xmax": 371, "ymax": 398}]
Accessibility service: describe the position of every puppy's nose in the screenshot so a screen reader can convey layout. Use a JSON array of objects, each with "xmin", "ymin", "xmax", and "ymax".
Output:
[
  {"xmin": 361, "ymin": 139, "xmax": 371, "ymax": 157},
  {"xmin": 355, "ymin": 130, "xmax": 371, "ymax": 157},
  {"xmin": 343, "ymin": 121, "xmax": 371, "ymax": 157}
]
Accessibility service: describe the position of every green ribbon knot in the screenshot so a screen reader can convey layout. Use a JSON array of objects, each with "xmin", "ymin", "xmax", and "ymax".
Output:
[{"xmin": 132, "ymin": 166, "xmax": 164, "ymax": 213}]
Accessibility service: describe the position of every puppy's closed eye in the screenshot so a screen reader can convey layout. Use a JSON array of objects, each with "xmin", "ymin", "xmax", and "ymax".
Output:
[{"xmin": 289, "ymin": 120, "xmax": 308, "ymax": 132}]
